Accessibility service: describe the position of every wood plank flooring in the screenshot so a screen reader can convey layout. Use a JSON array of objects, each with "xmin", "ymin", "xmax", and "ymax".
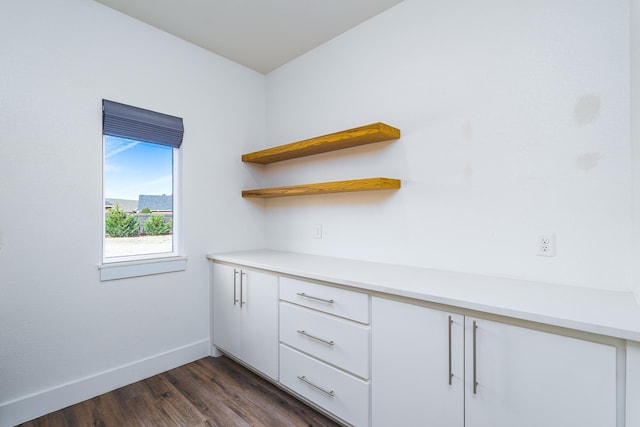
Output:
[{"xmin": 18, "ymin": 356, "xmax": 343, "ymax": 427}]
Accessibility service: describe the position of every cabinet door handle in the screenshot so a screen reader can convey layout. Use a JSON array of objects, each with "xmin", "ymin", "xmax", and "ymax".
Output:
[
  {"xmin": 297, "ymin": 375, "xmax": 335, "ymax": 397},
  {"xmin": 233, "ymin": 269, "xmax": 239, "ymax": 305},
  {"xmin": 473, "ymin": 320, "xmax": 478, "ymax": 394},
  {"xmin": 448, "ymin": 315, "xmax": 453, "ymax": 385},
  {"xmin": 240, "ymin": 271, "xmax": 247, "ymax": 307},
  {"xmin": 296, "ymin": 329, "xmax": 335, "ymax": 346},
  {"xmin": 296, "ymin": 292, "xmax": 334, "ymax": 304}
]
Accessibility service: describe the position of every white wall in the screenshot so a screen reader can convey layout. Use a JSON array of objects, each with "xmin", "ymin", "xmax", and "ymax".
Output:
[
  {"xmin": 626, "ymin": 0, "xmax": 640, "ymax": 426},
  {"xmin": 264, "ymin": 0, "xmax": 632, "ymax": 292},
  {"xmin": 630, "ymin": 1, "xmax": 640, "ymax": 420},
  {"xmin": 0, "ymin": 1, "xmax": 265, "ymax": 424},
  {"xmin": 632, "ymin": 0, "xmax": 640, "ymax": 305}
]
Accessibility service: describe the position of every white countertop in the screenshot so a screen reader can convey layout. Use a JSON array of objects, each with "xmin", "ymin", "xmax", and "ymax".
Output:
[{"xmin": 207, "ymin": 249, "xmax": 640, "ymax": 342}]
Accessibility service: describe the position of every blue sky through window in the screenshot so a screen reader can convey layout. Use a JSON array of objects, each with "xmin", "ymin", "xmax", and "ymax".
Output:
[{"xmin": 104, "ymin": 136, "xmax": 173, "ymax": 201}]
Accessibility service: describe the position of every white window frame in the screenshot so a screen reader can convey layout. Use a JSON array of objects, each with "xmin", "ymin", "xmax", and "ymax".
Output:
[{"xmin": 99, "ymin": 140, "xmax": 186, "ymax": 281}]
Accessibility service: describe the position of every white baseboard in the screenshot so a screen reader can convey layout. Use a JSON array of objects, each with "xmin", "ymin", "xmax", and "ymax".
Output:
[
  {"xmin": 0, "ymin": 339, "xmax": 210, "ymax": 427},
  {"xmin": 211, "ymin": 344, "xmax": 224, "ymax": 357}
]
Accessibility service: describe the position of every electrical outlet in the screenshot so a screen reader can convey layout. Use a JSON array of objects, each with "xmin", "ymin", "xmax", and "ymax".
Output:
[
  {"xmin": 536, "ymin": 233, "xmax": 556, "ymax": 257},
  {"xmin": 313, "ymin": 224, "xmax": 322, "ymax": 239}
]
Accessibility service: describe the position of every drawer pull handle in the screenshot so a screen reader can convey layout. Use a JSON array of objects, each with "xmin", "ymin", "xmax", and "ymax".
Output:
[
  {"xmin": 448, "ymin": 315, "xmax": 453, "ymax": 385},
  {"xmin": 297, "ymin": 375, "xmax": 335, "ymax": 397},
  {"xmin": 233, "ymin": 269, "xmax": 239, "ymax": 305},
  {"xmin": 296, "ymin": 292, "xmax": 334, "ymax": 304},
  {"xmin": 473, "ymin": 320, "xmax": 478, "ymax": 394},
  {"xmin": 240, "ymin": 271, "xmax": 247, "ymax": 307},
  {"xmin": 296, "ymin": 330, "xmax": 335, "ymax": 346}
]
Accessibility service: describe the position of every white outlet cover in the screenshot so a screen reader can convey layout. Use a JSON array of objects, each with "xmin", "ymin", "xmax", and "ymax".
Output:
[{"xmin": 536, "ymin": 233, "xmax": 556, "ymax": 257}]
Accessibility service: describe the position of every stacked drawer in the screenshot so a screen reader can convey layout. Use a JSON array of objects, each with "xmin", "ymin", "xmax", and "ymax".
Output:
[{"xmin": 279, "ymin": 277, "xmax": 370, "ymax": 427}]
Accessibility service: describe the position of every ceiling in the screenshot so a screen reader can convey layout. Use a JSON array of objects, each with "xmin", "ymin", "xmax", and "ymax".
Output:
[{"xmin": 95, "ymin": 0, "xmax": 404, "ymax": 74}]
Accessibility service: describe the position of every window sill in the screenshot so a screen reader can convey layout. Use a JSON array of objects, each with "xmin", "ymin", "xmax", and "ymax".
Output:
[{"xmin": 98, "ymin": 256, "xmax": 187, "ymax": 281}]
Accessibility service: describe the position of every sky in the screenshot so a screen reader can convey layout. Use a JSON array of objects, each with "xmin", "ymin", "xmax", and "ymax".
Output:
[{"xmin": 104, "ymin": 136, "xmax": 173, "ymax": 201}]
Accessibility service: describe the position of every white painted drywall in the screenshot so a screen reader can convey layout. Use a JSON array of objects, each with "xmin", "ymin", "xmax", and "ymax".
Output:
[
  {"xmin": 0, "ymin": 0, "xmax": 265, "ymax": 424},
  {"xmin": 632, "ymin": 0, "xmax": 640, "ymax": 305},
  {"xmin": 264, "ymin": 0, "xmax": 632, "ymax": 292}
]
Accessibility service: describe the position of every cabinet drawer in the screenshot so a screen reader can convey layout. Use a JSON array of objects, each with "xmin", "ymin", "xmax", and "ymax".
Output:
[
  {"xmin": 280, "ymin": 345, "xmax": 369, "ymax": 427},
  {"xmin": 280, "ymin": 302, "xmax": 370, "ymax": 379},
  {"xmin": 280, "ymin": 277, "xmax": 369, "ymax": 324}
]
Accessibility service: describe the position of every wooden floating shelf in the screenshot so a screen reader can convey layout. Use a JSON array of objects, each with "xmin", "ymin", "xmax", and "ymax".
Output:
[
  {"xmin": 242, "ymin": 122, "xmax": 400, "ymax": 165},
  {"xmin": 242, "ymin": 178, "xmax": 401, "ymax": 198}
]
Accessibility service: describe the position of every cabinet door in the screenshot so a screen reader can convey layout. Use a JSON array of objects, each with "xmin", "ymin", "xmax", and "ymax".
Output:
[
  {"xmin": 371, "ymin": 297, "xmax": 464, "ymax": 427},
  {"xmin": 212, "ymin": 263, "xmax": 242, "ymax": 358},
  {"xmin": 465, "ymin": 317, "xmax": 617, "ymax": 427},
  {"xmin": 241, "ymin": 269, "xmax": 279, "ymax": 380}
]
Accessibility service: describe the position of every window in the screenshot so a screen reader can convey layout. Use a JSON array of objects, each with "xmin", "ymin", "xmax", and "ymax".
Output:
[{"xmin": 102, "ymin": 99, "xmax": 183, "ymax": 266}]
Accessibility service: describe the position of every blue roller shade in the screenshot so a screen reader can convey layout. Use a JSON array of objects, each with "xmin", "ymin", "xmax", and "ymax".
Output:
[{"xmin": 102, "ymin": 99, "xmax": 184, "ymax": 148}]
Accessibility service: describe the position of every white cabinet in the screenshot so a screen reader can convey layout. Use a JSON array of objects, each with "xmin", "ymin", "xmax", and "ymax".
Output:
[
  {"xmin": 208, "ymin": 255, "xmax": 626, "ymax": 427},
  {"xmin": 212, "ymin": 263, "xmax": 241, "ymax": 357},
  {"xmin": 212, "ymin": 262, "xmax": 279, "ymax": 380},
  {"xmin": 280, "ymin": 345, "xmax": 370, "ymax": 426},
  {"xmin": 280, "ymin": 302, "xmax": 370, "ymax": 379},
  {"xmin": 372, "ymin": 297, "xmax": 618, "ymax": 427},
  {"xmin": 279, "ymin": 277, "xmax": 370, "ymax": 427},
  {"xmin": 280, "ymin": 276, "xmax": 370, "ymax": 323},
  {"xmin": 371, "ymin": 297, "xmax": 464, "ymax": 427},
  {"xmin": 465, "ymin": 316, "xmax": 617, "ymax": 427}
]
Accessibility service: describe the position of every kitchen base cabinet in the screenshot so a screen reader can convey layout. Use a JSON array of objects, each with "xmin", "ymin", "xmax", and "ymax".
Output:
[
  {"xmin": 208, "ymin": 253, "xmax": 632, "ymax": 427},
  {"xmin": 212, "ymin": 263, "xmax": 242, "ymax": 357},
  {"xmin": 372, "ymin": 298, "xmax": 619, "ymax": 427},
  {"xmin": 212, "ymin": 262, "xmax": 279, "ymax": 381},
  {"xmin": 280, "ymin": 276, "xmax": 370, "ymax": 426},
  {"xmin": 371, "ymin": 297, "xmax": 464, "ymax": 427},
  {"xmin": 466, "ymin": 317, "xmax": 617, "ymax": 427}
]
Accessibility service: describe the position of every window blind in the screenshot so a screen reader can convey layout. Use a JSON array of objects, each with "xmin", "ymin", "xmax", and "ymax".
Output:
[{"xmin": 102, "ymin": 99, "xmax": 184, "ymax": 148}]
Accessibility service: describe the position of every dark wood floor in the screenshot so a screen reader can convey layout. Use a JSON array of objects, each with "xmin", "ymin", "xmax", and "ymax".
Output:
[{"xmin": 18, "ymin": 356, "xmax": 342, "ymax": 427}]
